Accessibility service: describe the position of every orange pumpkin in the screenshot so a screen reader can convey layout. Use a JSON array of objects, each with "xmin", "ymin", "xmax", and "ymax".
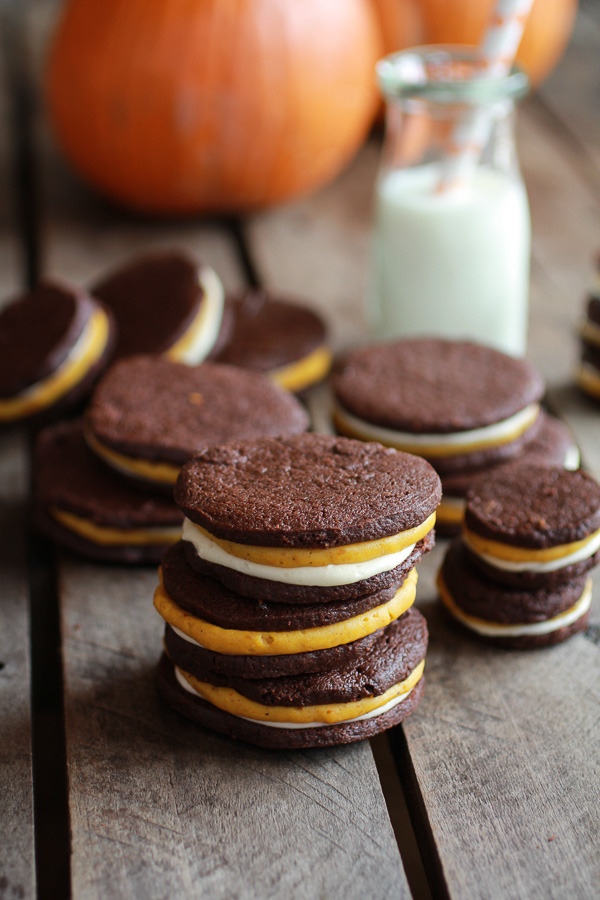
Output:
[
  {"xmin": 418, "ymin": 0, "xmax": 578, "ymax": 87},
  {"xmin": 45, "ymin": 0, "xmax": 382, "ymax": 215}
]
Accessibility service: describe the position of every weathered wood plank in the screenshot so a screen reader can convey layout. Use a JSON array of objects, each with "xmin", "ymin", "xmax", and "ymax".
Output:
[
  {"xmin": 60, "ymin": 561, "xmax": 407, "ymax": 900},
  {"xmin": 536, "ymin": 1, "xmax": 600, "ymax": 191},
  {"xmin": 0, "ymin": 7, "xmax": 35, "ymax": 899},
  {"xmin": 401, "ymin": 545, "xmax": 600, "ymax": 900},
  {"xmin": 0, "ymin": 429, "xmax": 35, "ymax": 900}
]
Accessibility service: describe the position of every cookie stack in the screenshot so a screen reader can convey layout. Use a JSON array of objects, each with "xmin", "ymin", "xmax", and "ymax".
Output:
[
  {"xmin": 437, "ymin": 462, "xmax": 600, "ymax": 648},
  {"xmin": 332, "ymin": 338, "xmax": 579, "ymax": 535},
  {"xmin": 576, "ymin": 281, "xmax": 600, "ymax": 402},
  {"xmin": 154, "ymin": 433, "xmax": 441, "ymax": 748},
  {"xmin": 34, "ymin": 357, "xmax": 309, "ymax": 563}
]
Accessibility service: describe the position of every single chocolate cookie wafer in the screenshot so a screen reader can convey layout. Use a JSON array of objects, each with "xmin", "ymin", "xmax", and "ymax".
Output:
[
  {"xmin": 85, "ymin": 356, "xmax": 310, "ymax": 490},
  {"xmin": 0, "ymin": 280, "xmax": 115, "ymax": 426},
  {"xmin": 211, "ymin": 289, "xmax": 331, "ymax": 393},
  {"xmin": 332, "ymin": 338, "xmax": 544, "ymax": 476},
  {"xmin": 33, "ymin": 421, "xmax": 182, "ymax": 564},
  {"xmin": 462, "ymin": 462, "xmax": 600, "ymax": 589},
  {"xmin": 91, "ymin": 249, "xmax": 224, "ymax": 364},
  {"xmin": 438, "ymin": 540, "xmax": 591, "ymax": 649}
]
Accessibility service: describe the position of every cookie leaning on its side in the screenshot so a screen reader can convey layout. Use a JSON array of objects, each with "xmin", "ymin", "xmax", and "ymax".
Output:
[
  {"xmin": 0, "ymin": 281, "xmax": 115, "ymax": 426},
  {"xmin": 155, "ymin": 433, "xmax": 441, "ymax": 749},
  {"xmin": 91, "ymin": 249, "xmax": 225, "ymax": 365}
]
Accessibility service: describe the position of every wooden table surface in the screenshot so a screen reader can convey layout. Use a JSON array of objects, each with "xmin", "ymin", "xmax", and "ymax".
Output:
[{"xmin": 1, "ymin": 2, "xmax": 600, "ymax": 899}]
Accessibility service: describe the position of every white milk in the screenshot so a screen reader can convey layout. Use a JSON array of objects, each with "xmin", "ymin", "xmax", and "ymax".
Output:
[{"xmin": 368, "ymin": 163, "xmax": 531, "ymax": 356}]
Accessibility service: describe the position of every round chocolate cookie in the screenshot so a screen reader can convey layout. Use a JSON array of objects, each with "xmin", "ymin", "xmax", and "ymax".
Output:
[
  {"xmin": 332, "ymin": 338, "xmax": 545, "ymax": 475},
  {"xmin": 33, "ymin": 420, "xmax": 182, "ymax": 563},
  {"xmin": 438, "ymin": 540, "xmax": 591, "ymax": 649},
  {"xmin": 0, "ymin": 281, "xmax": 115, "ymax": 426},
  {"xmin": 182, "ymin": 528, "xmax": 435, "ymax": 604},
  {"xmin": 91, "ymin": 249, "xmax": 224, "ymax": 364},
  {"xmin": 465, "ymin": 462, "xmax": 600, "ymax": 548},
  {"xmin": 163, "ymin": 606, "xmax": 425, "ymax": 678},
  {"xmin": 176, "ymin": 433, "xmax": 441, "ymax": 547},
  {"xmin": 85, "ymin": 356, "xmax": 310, "ymax": 490},
  {"xmin": 211, "ymin": 289, "xmax": 331, "ymax": 392}
]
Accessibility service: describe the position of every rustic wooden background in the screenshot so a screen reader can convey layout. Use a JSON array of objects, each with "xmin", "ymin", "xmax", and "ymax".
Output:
[{"xmin": 1, "ymin": 1, "xmax": 599, "ymax": 898}]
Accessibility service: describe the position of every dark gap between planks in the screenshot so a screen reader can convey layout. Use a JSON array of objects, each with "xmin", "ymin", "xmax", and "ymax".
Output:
[
  {"xmin": 389, "ymin": 726, "xmax": 452, "ymax": 900},
  {"xmin": 1, "ymin": 2, "xmax": 71, "ymax": 896}
]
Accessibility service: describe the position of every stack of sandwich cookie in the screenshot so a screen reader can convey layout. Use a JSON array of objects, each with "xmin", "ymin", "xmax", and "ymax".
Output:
[
  {"xmin": 331, "ymin": 338, "xmax": 547, "ymax": 536},
  {"xmin": 437, "ymin": 462, "xmax": 600, "ymax": 648},
  {"xmin": 211, "ymin": 289, "xmax": 332, "ymax": 393},
  {"xmin": 155, "ymin": 433, "xmax": 441, "ymax": 748},
  {"xmin": 84, "ymin": 355, "xmax": 309, "ymax": 491},
  {"xmin": 0, "ymin": 281, "xmax": 115, "ymax": 426},
  {"xmin": 33, "ymin": 421, "xmax": 183, "ymax": 564},
  {"xmin": 576, "ymin": 288, "xmax": 600, "ymax": 402},
  {"xmin": 91, "ymin": 250, "xmax": 225, "ymax": 364}
]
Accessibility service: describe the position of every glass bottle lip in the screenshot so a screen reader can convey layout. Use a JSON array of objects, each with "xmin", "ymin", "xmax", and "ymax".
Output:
[{"xmin": 377, "ymin": 45, "xmax": 529, "ymax": 105}]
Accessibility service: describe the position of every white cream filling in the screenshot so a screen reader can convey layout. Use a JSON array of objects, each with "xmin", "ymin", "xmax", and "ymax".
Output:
[
  {"xmin": 451, "ymin": 579, "xmax": 592, "ymax": 637},
  {"xmin": 7, "ymin": 306, "xmax": 104, "ymax": 402},
  {"xmin": 333, "ymin": 402, "xmax": 539, "ymax": 453},
  {"xmin": 463, "ymin": 528, "xmax": 600, "ymax": 574},
  {"xmin": 174, "ymin": 666, "xmax": 416, "ymax": 729},
  {"xmin": 181, "ymin": 518, "xmax": 416, "ymax": 586},
  {"xmin": 174, "ymin": 266, "xmax": 225, "ymax": 365},
  {"xmin": 579, "ymin": 317, "xmax": 600, "ymax": 349}
]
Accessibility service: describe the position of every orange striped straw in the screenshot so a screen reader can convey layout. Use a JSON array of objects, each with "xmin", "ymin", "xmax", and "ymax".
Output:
[{"xmin": 437, "ymin": 0, "xmax": 534, "ymax": 193}]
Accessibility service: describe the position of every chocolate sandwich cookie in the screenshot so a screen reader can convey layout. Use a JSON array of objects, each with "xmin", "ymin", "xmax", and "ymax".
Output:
[
  {"xmin": 154, "ymin": 433, "xmax": 439, "ymax": 748},
  {"xmin": 91, "ymin": 250, "xmax": 224, "ymax": 364},
  {"xmin": 85, "ymin": 356, "xmax": 310, "ymax": 490},
  {"xmin": 0, "ymin": 281, "xmax": 115, "ymax": 426},
  {"xmin": 211, "ymin": 289, "xmax": 332, "ymax": 393},
  {"xmin": 437, "ymin": 540, "xmax": 591, "ymax": 649},
  {"xmin": 332, "ymin": 338, "xmax": 545, "ymax": 536},
  {"xmin": 157, "ymin": 540, "xmax": 423, "ymax": 677},
  {"xmin": 576, "ymin": 295, "xmax": 600, "ymax": 402},
  {"xmin": 33, "ymin": 421, "xmax": 182, "ymax": 563},
  {"xmin": 157, "ymin": 653, "xmax": 426, "ymax": 750},
  {"xmin": 439, "ymin": 411, "xmax": 580, "ymax": 536},
  {"xmin": 461, "ymin": 461, "xmax": 600, "ymax": 590}
]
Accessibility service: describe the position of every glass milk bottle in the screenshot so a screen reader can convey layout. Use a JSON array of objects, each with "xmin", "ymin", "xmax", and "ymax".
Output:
[{"xmin": 368, "ymin": 47, "xmax": 531, "ymax": 357}]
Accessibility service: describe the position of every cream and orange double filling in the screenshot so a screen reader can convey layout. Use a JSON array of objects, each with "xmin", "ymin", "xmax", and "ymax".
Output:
[
  {"xmin": 437, "ymin": 461, "xmax": 600, "ymax": 648},
  {"xmin": 155, "ymin": 434, "xmax": 440, "ymax": 748}
]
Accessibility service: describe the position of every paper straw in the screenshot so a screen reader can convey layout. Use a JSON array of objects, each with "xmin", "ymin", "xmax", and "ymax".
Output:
[{"xmin": 437, "ymin": 0, "xmax": 534, "ymax": 192}]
